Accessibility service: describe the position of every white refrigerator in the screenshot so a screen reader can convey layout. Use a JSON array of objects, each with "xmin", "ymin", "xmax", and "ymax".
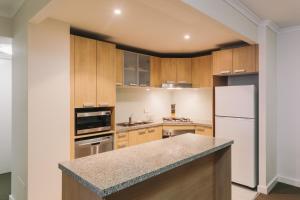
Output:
[{"xmin": 215, "ymin": 85, "xmax": 257, "ymax": 188}]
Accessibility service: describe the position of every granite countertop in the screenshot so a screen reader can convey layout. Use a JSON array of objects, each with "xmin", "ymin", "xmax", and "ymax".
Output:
[
  {"xmin": 116, "ymin": 120, "xmax": 212, "ymax": 133},
  {"xmin": 59, "ymin": 134, "xmax": 233, "ymax": 198}
]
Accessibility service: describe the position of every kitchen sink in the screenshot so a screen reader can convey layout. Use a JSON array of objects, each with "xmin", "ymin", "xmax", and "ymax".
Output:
[{"xmin": 117, "ymin": 121, "xmax": 153, "ymax": 127}]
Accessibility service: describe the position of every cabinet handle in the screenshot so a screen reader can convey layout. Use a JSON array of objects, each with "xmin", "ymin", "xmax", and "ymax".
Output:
[
  {"xmin": 139, "ymin": 84, "xmax": 148, "ymax": 87},
  {"xmin": 118, "ymin": 134, "xmax": 127, "ymax": 139},
  {"xmin": 99, "ymin": 103, "xmax": 109, "ymax": 107},
  {"xmin": 118, "ymin": 144, "xmax": 127, "ymax": 148},
  {"xmin": 234, "ymin": 69, "xmax": 246, "ymax": 73},
  {"xmin": 116, "ymin": 82, "xmax": 123, "ymax": 86},
  {"xmin": 129, "ymin": 83, "xmax": 137, "ymax": 86},
  {"xmin": 83, "ymin": 103, "xmax": 96, "ymax": 108},
  {"xmin": 138, "ymin": 131, "xmax": 146, "ymax": 135},
  {"xmin": 165, "ymin": 81, "xmax": 175, "ymax": 84},
  {"xmin": 148, "ymin": 129, "xmax": 155, "ymax": 133},
  {"xmin": 177, "ymin": 81, "xmax": 188, "ymax": 84},
  {"xmin": 219, "ymin": 70, "xmax": 231, "ymax": 74}
]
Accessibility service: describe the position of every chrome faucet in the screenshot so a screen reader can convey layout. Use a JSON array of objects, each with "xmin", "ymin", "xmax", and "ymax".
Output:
[{"xmin": 129, "ymin": 113, "xmax": 133, "ymax": 125}]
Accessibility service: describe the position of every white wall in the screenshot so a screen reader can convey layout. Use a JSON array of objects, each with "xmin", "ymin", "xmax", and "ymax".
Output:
[
  {"xmin": 172, "ymin": 89, "xmax": 213, "ymax": 122},
  {"xmin": 116, "ymin": 88, "xmax": 171, "ymax": 122},
  {"xmin": 27, "ymin": 18, "xmax": 70, "ymax": 200},
  {"xmin": 277, "ymin": 29, "xmax": 300, "ymax": 187},
  {"xmin": 0, "ymin": 58, "xmax": 12, "ymax": 174},
  {"xmin": 257, "ymin": 25, "xmax": 278, "ymax": 193},
  {"xmin": 11, "ymin": 0, "xmax": 53, "ymax": 199},
  {"xmin": 116, "ymin": 88, "xmax": 212, "ymax": 123},
  {"xmin": 0, "ymin": 16, "xmax": 12, "ymax": 37}
]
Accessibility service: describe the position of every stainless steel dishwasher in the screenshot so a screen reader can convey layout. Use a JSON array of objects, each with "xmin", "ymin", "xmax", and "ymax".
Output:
[{"xmin": 75, "ymin": 135, "xmax": 113, "ymax": 158}]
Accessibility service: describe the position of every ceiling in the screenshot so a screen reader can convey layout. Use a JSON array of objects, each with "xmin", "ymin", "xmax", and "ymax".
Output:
[
  {"xmin": 0, "ymin": 0, "xmax": 25, "ymax": 18},
  {"xmin": 240, "ymin": 0, "xmax": 300, "ymax": 28},
  {"xmin": 37, "ymin": 0, "xmax": 248, "ymax": 53}
]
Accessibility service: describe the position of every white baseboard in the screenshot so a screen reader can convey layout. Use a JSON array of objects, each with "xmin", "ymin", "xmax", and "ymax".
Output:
[
  {"xmin": 257, "ymin": 176, "xmax": 278, "ymax": 194},
  {"xmin": 9, "ymin": 194, "xmax": 15, "ymax": 200},
  {"xmin": 278, "ymin": 176, "xmax": 300, "ymax": 188}
]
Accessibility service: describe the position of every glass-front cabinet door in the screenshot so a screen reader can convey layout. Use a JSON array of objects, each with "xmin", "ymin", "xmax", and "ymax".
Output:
[
  {"xmin": 124, "ymin": 51, "xmax": 138, "ymax": 86},
  {"xmin": 123, "ymin": 51, "xmax": 150, "ymax": 87},
  {"xmin": 138, "ymin": 54, "xmax": 150, "ymax": 87}
]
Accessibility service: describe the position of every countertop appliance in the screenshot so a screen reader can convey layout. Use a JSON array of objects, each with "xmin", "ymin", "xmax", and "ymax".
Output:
[
  {"xmin": 215, "ymin": 85, "xmax": 257, "ymax": 188},
  {"xmin": 75, "ymin": 135, "xmax": 113, "ymax": 158},
  {"xmin": 75, "ymin": 107, "xmax": 111, "ymax": 136},
  {"xmin": 163, "ymin": 117, "xmax": 192, "ymax": 123}
]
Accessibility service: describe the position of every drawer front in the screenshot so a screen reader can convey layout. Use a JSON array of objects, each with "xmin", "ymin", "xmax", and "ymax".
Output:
[
  {"xmin": 129, "ymin": 129, "xmax": 148, "ymax": 146},
  {"xmin": 116, "ymin": 132, "xmax": 129, "ymax": 141},
  {"xmin": 115, "ymin": 140, "xmax": 129, "ymax": 149},
  {"xmin": 148, "ymin": 126, "xmax": 162, "ymax": 141},
  {"xmin": 195, "ymin": 126, "xmax": 213, "ymax": 137},
  {"xmin": 163, "ymin": 125, "xmax": 195, "ymax": 131}
]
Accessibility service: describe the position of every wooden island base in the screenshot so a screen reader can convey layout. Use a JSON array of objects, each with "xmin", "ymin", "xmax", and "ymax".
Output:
[{"xmin": 62, "ymin": 147, "xmax": 231, "ymax": 200}]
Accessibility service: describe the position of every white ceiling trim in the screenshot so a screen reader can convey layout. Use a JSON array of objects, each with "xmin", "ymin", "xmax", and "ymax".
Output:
[
  {"xmin": 223, "ymin": 0, "xmax": 280, "ymax": 33},
  {"xmin": 0, "ymin": 0, "xmax": 25, "ymax": 18},
  {"xmin": 280, "ymin": 25, "xmax": 300, "ymax": 34},
  {"xmin": 260, "ymin": 20, "xmax": 280, "ymax": 33},
  {"xmin": 224, "ymin": 0, "xmax": 261, "ymax": 25}
]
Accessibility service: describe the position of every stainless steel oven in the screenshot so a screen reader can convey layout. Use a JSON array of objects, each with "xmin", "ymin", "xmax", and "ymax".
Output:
[
  {"xmin": 75, "ymin": 135, "xmax": 113, "ymax": 158},
  {"xmin": 75, "ymin": 108, "xmax": 112, "ymax": 136}
]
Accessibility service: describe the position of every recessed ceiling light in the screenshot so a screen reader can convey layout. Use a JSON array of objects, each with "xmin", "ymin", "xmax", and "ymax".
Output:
[
  {"xmin": 184, "ymin": 34, "xmax": 190, "ymax": 40},
  {"xmin": 114, "ymin": 9, "xmax": 122, "ymax": 15}
]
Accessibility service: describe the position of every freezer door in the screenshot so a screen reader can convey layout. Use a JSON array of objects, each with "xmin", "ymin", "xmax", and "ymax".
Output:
[
  {"xmin": 215, "ymin": 85, "xmax": 255, "ymax": 118},
  {"xmin": 215, "ymin": 116, "xmax": 257, "ymax": 188}
]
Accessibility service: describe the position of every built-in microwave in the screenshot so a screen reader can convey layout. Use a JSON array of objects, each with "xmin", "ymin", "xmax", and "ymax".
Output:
[{"xmin": 75, "ymin": 107, "xmax": 112, "ymax": 136}]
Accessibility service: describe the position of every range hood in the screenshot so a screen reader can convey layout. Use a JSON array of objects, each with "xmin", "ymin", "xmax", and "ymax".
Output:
[{"xmin": 161, "ymin": 83, "xmax": 192, "ymax": 89}]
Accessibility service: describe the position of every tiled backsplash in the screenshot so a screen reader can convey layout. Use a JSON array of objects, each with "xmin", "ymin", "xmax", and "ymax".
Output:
[{"xmin": 116, "ymin": 88, "xmax": 212, "ymax": 123}]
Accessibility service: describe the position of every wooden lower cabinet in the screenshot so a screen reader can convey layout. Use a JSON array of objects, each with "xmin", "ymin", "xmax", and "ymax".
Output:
[
  {"xmin": 129, "ymin": 129, "xmax": 148, "ymax": 146},
  {"xmin": 115, "ymin": 132, "xmax": 129, "ymax": 149},
  {"xmin": 162, "ymin": 125, "xmax": 195, "ymax": 131},
  {"xmin": 116, "ymin": 126, "xmax": 163, "ymax": 149},
  {"xmin": 147, "ymin": 126, "xmax": 162, "ymax": 141},
  {"xmin": 116, "ymin": 125, "xmax": 212, "ymax": 150},
  {"xmin": 195, "ymin": 126, "xmax": 213, "ymax": 137}
]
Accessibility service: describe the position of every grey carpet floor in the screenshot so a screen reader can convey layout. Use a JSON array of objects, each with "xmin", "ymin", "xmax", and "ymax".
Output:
[
  {"xmin": 0, "ymin": 173, "xmax": 11, "ymax": 200},
  {"xmin": 256, "ymin": 183, "xmax": 300, "ymax": 200}
]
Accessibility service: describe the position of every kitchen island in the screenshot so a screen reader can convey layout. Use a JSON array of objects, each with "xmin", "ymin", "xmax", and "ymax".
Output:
[{"xmin": 59, "ymin": 134, "xmax": 233, "ymax": 200}]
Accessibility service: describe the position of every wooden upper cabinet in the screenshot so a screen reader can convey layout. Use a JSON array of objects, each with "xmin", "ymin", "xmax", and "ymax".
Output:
[
  {"xmin": 255, "ymin": 45, "xmax": 259, "ymax": 72},
  {"xmin": 233, "ymin": 45, "xmax": 256, "ymax": 74},
  {"xmin": 150, "ymin": 56, "xmax": 162, "ymax": 87},
  {"xmin": 161, "ymin": 58, "xmax": 177, "ymax": 83},
  {"xmin": 176, "ymin": 58, "xmax": 192, "ymax": 83},
  {"xmin": 212, "ymin": 49, "xmax": 233, "ymax": 75},
  {"xmin": 116, "ymin": 49, "xmax": 124, "ymax": 86},
  {"xmin": 96, "ymin": 41, "xmax": 116, "ymax": 107},
  {"xmin": 192, "ymin": 55, "xmax": 212, "ymax": 88},
  {"xmin": 74, "ymin": 36, "xmax": 97, "ymax": 108}
]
